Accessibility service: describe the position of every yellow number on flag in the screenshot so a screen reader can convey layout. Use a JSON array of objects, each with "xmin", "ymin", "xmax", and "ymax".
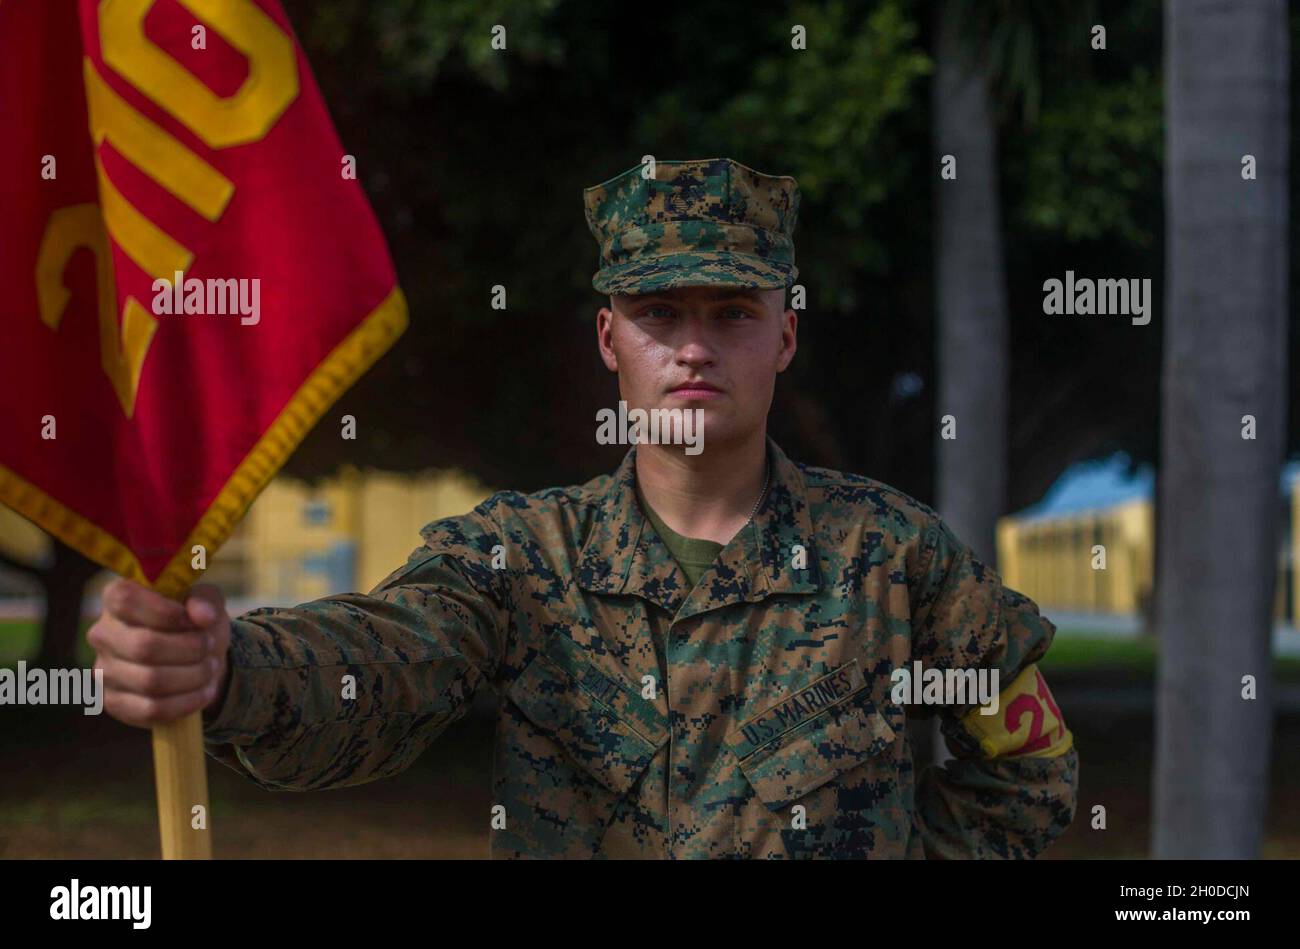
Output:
[
  {"xmin": 99, "ymin": 0, "xmax": 299, "ymax": 148},
  {"xmin": 36, "ymin": 205, "xmax": 158, "ymax": 418}
]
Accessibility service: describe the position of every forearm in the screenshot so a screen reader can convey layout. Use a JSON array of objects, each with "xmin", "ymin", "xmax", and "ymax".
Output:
[
  {"xmin": 202, "ymin": 590, "xmax": 489, "ymax": 790},
  {"xmin": 914, "ymin": 745, "xmax": 1079, "ymax": 858},
  {"xmin": 907, "ymin": 516, "xmax": 1080, "ymax": 858}
]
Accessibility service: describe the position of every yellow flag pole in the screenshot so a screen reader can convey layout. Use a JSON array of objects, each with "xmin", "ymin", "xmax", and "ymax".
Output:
[
  {"xmin": 150, "ymin": 578, "xmax": 211, "ymax": 860},
  {"xmin": 151, "ymin": 713, "xmax": 211, "ymax": 858}
]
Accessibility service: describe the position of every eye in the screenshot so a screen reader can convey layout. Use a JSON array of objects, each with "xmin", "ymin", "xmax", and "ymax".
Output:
[
  {"xmin": 641, "ymin": 304, "xmax": 675, "ymax": 319},
  {"xmin": 722, "ymin": 305, "xmax": 753, "ymax": 320}
]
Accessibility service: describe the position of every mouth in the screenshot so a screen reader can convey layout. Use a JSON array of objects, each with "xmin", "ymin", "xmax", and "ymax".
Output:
[{"xmin": 668, "ymin": 381, "xmax": 724, "ymax": 400}]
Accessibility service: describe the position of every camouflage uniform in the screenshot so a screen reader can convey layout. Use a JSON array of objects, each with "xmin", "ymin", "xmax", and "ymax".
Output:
[
  {"xmin": 203, "ymin": 438, "xmax": 1077, "ymax": 858},
  {"xmin": 202, "ymin": 158, "xmax": 1078, "ymax": 857}
]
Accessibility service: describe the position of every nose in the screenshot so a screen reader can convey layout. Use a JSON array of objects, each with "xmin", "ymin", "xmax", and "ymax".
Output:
[{"xmin": 674, "ymin": 316, "xmax": 717, "ymax": 370}]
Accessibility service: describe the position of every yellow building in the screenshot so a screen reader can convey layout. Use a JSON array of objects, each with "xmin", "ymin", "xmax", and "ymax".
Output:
[
  {"xmin": 997, "ymin": 499, "xmax": 1154, "ymax": 616},
  {"xmin": 0, "ymin": 467, "xmax": 492, "ymax": 606},
  {"xmin": 998, "ymin": 484, "xmax": 1296, "ymax": 625},
  {"xmin": 214, "ymin": 466, "xmax": 493, "ymax": 603}
]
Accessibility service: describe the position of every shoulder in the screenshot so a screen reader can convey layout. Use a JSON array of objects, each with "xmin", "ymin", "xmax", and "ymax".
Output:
[
  {"xmin": 382, "ymin": 475, "xmax": 607, "ymax": 590},
  {"xmin": 794, "ymin": 460, "xmax": 985, "ymax": 601},
  {"xmin": 451, "ymin": 470, "xmax": 611, "ymax": 538},
  {"xmin": 795, "ymin": 460, "xmax": 942, "ymax": 549}
]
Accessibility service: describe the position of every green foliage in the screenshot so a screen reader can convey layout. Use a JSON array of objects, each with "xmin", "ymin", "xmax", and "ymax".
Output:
[
  {"xmin": 685, "ymin": 0, "xmax": 931, "ymax": 213},
  {"xmin": 278, "ymin": 0, "xmax": 1183, "ymax": 501},
  {"xmin": 1017, "ymin": 67, "xmax": 1163, "ymax": 245},
  {"xmin": 0, "ymin": 620, "xmax": 93, "ymax": 665},
  {"xmin": 946, "ymin": 0, "xmax": 1100, "ymax": 125},
  {"xmin": 635, "ymin": 0, "xmax": 931, "ymax": 309},
  {"xmin": 304, "ymin": 0, "xmax": 566, "ymax": 91}
]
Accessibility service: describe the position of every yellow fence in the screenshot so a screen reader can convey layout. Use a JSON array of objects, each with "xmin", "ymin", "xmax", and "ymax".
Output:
[
  {"xmin": 997, "ymin": 499, "xmax": 1154, "ymax": 614},
  {"xmin": 998, "ymin": 491, "xmax": 1296, "ymax": 624},
  {"xmin": 227, "ymin": 467, "xmax": 493, "ymax": 602}
]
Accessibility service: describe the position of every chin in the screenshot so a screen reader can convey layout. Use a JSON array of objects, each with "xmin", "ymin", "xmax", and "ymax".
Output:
[{"xmin": 694, "ymin": 415, "xmax": 741, "ymax": 448}]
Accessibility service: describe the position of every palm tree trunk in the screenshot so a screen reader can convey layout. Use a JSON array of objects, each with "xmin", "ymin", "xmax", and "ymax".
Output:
[
  {"xmin": 929, "ymin": 0, "xmax": 1010, "ymax": 766},
  {"xmin": 34, "ymin": 541, "xmax": 99, "ymax": 669},
  {"xmin": 1154, "ymin": 0, "xmax": 1289, "ymax": 858},
  {"xmin": 933, "ymin": 0, "xmax": 1008, "ymax": 566}
]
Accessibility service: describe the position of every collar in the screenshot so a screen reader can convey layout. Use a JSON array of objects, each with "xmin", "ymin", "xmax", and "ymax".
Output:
[{"xmin": 576, "ymin": 435, "xmax": 823, "ymax": 622}]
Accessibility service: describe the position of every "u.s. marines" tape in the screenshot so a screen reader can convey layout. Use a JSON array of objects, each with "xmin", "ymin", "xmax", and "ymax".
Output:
[{"xmin": 725, "ymin": 659, "xmax": 867, "ymax": 760}]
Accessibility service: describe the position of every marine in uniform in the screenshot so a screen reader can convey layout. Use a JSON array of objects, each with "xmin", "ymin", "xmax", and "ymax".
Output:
[{"xmin": 199, "ymin": 158, "xmax": 1078, "ymax": 858}]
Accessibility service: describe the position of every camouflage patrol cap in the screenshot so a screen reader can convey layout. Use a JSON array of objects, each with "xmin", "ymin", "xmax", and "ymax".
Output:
[{"xmin": 583, "ymin": 158, "xmax": 800, "ymax": 295}]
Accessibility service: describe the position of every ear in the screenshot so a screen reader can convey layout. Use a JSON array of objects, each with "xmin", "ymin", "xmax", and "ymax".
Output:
[
  {"xmin": 776, "ymin": 306, "xmax": 798, "ymax": 373},
  {"xmin": 596, "ymin": 304, "xmax": 619, "ymax": 371}
]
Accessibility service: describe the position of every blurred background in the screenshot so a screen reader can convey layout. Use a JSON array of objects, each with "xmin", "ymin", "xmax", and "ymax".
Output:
[{"xmin": 2, "ymin": 0, "xmax": 1297, "ymax": 858}]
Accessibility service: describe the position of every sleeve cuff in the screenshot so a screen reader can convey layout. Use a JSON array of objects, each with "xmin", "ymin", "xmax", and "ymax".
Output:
[{"xmin": 201, "ymin": 618, "xmax": 277, "ymax": 744}]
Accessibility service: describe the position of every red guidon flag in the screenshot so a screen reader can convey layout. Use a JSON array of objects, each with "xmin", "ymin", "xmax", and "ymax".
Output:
[
  {"xmin": 0, "ymin": 0, "xmax": 407, "ymax": 595},
  {"xmin": 0, "ymin": 0, "xmax": 406, "ymax": 859}
]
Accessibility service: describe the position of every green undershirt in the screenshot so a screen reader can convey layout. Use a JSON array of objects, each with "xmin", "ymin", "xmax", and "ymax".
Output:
[{"xmin": 639, "ymin": 495, "xmax": 724, "ymax": 588}]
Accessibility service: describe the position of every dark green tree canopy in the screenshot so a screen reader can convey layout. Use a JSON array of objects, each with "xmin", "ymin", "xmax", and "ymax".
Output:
[{"xmin": 280, "ymin": 0, "xmax": 1294, "ymax": 512}]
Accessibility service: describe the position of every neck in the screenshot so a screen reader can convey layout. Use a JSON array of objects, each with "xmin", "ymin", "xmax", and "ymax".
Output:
[{"xmin": 634, "ymin": 430, "xmax": 768, "ymax": 545}]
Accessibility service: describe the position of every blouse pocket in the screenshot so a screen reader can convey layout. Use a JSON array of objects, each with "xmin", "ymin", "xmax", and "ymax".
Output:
[
  {"xmin": 501, "ymin": 634, "xmax": 668, "ymax": 856},
  {"xmin": 727, "ymin": 661, "xmax": 907, "ymax": 858}
]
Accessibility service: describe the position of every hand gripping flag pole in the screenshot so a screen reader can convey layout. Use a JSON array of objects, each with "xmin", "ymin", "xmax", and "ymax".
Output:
[{"xmin": 0, "ymin": 0, "xmax": 409, "ymax": 858}]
